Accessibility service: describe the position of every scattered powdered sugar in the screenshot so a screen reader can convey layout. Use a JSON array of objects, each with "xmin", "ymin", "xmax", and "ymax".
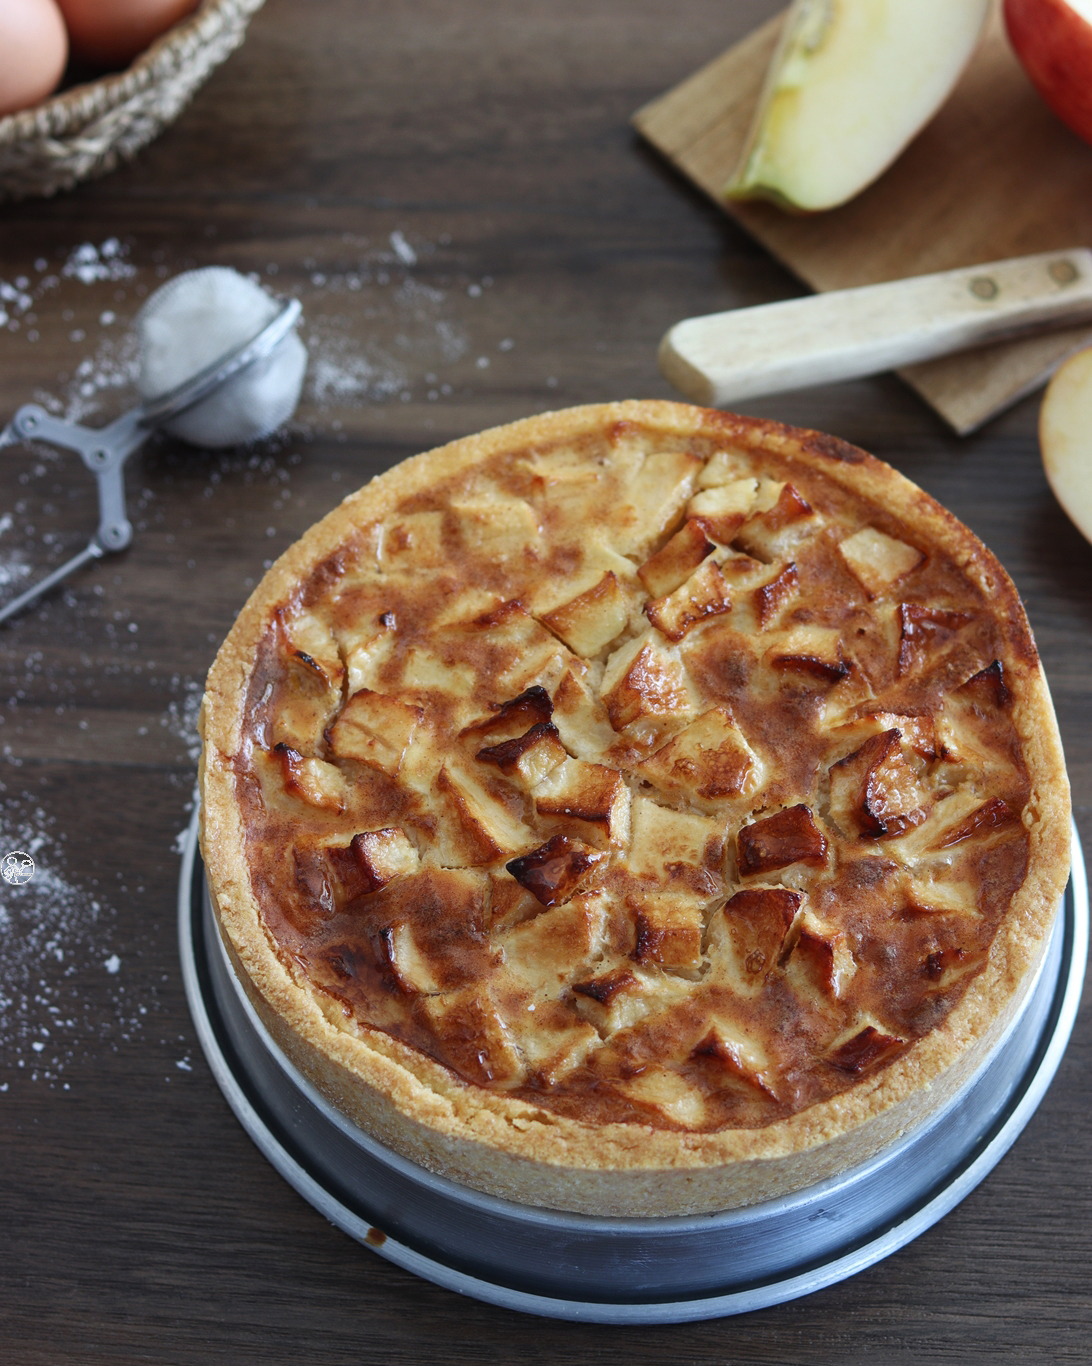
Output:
[
  {"xmin": 62, "ymin": 239, "xmax": 137, "ymax": 287},
  {"xmin": 0, "ymin": 239, "xmax": 135, "ymax": 340},
  {"xmin": 161, "ymin": 677, "xmax": 203, "ymax": 857},
  {"xmin": 297, "ymin": 233, "xmax": 475, "ymax": 414},
  {"xmin": 162, "ymin": 676, "xmax": 203, "ymax": 766},
  {"xmin": 388, "ymin": 229, "xmax": 417, "ymax": 266},
  {"xmin": 50, "ymin": 330, "xmax": 140, "ymax": 425},
  {"xmin": 305, "ymin": 322, "xmax": 408, "ymax": 406},
  {"xmin": 0, "ymin": 557, "xmax": 31, "ymax": 591},
  {"xmin": 0, "ymin": 800, "xmax": 153, "ymax": 1090},
  {"xmin": 0, "ymin": 512, "xmax": 31, "ymax": 596}
]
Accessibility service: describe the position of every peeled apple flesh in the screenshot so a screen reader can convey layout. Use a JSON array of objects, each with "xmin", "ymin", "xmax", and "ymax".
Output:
[{"xmin": 726, "ymin": 0, "xmax": 991, "ymax": 212}]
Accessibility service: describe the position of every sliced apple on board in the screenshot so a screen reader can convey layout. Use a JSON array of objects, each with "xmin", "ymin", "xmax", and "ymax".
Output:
[
  {"xmin": 1039, "ymin": 346, "xmax": 1092, "ymax": 544},
  {"xmin": 1005, "ymin": 0, "xmax": 1092, "ymax": 149},
  {"xmin": 725, "ymin": 0, "xmax": 991, "ymax": 212}
]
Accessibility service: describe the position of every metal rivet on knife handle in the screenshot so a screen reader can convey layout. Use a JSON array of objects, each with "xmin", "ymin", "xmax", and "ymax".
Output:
[{"xmin": 1050, "ymin": 259, "xmax": 1079, "ymax": 285}]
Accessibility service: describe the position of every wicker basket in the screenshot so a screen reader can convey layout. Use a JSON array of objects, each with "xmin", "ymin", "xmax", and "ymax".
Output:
[{"xmin": 0, "ymin": 0, "xmax": 266, "ymax": 204}]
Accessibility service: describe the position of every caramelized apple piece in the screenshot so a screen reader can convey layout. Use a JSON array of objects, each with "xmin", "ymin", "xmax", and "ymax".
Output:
[
  {"xmin": 637, "ymin": 707, "xmax": 759, "ymax": 802},
  {"xmin": 288, "ymin": 647, "xmax": 335, "ymax": 685},
  {"xmin": 551, "ymin": 659, "xmax": 619, "ymax": 759},
  {"xmin": 506, "ymin": 834, "xmax": 607, "ymax": 907},
  {"xmin": 541, "ymin": 571, "xmax": 629, "ymax": 657},
  {"xmin": 722, "ymin": 887, "xmax": 800, "ymax": 980},
  {"xmin": 897, "ymin": 602, "xmax": 973, "ymax": 675},
  {"xmin": 899, "ymin": 871, "xmax": 978, "ymax": 918},
  {"xmin": 379, "ymin": 510, "xmax": 446, "ymax": 569},
  {"xmin": 350, "ymin": 827, "xmax": 420, "ymax": 893},
  {"xmin": 773, "ymin": 655, "xmax": 850, "ymax": 685},
  {"xmin": 450, "ymin": 495, "xmax": 540, "ymax": 560},
  {"xmin": 935, "ymin": 796, "xmax": 1018, "ymax": 849},
  {"xmin": 827, "ymin": 1025, "xmax": 904, "ymax": 1074},
  {"xmin": 373, "ymin": 868, "xmax": 496, "ymax": 996},
  {"xmin": 767, "ymin": 625, "xmax": 849, "ymax": 684},
  {"xmin": 500, "ymin": 893, "xmax": 609, "ymax": 988},
  {"xmin": 271, "ymin": 679, "xmax": 341, "ymax": 755},
  {"xmin": 828, "ymin": 729, "xmax": 930, "ymax": 839},
  {"xmin": 318, "ymin": 832, "xmax": 413, "ymax": 904},
  {"xmin": 838, "ymin": 527, "xmax": 923, "ymax": 596},
  {"xmin": 476, "ymin": 721, "xmax": 568, "ymax": 788},
  {"xmin": 690, "ymin": 1026, "xmax": 776, "ymax": 1098},
  {"xmin": 532, "ymin": 757, "xmax": 631, "ymax": 846},
  {"xmin": 462, "ymin": 684, "xmax": 554, "ymax": 739},
  {"xmin": 396, "ymin": 645, "xmax": 478, "ymax": 730},
  {"xmin": 698, "ymin": 454, "xmax": 754, "ymax": 489},
  {"xmin": 572, "ymin": 965, "xmax": 695, "ymax": 1046},
  {"xmin": 273, "ymin": 743, "xmax": 347, "ymax": 812},
  {"xmin": 280, "ymin": 608, "xmax": 345, "ymax": 688},
  {"xmin": 600, "ymin": 635, "xmax": 690, "ymax": 733},
  {"xmin": 851, "ymin": 711, "xmax": 937, "ymax": 761},
  {"xmin": 755, "ymin": 562, "xmax": 799, "ymax": 627},
  {"xmin": 418, "ymin": 988, "xmax": 525, "ymax": 1085},
  {"xmin": 382, "ymin": 922, "xmax": 444, "ymax": 995},
  {"xmin": 506, "ymin": 1000, "xmax": 600, "ymax": 1088},
  {"xmin": 521, "ymin": 449, "xmax": 607, "ymax": 522},
  {"xmin": 440, "ymin": 600, "xmax": 569, "ymax": 700},
  {"xmin": 613, "ymin": 449, "xmax": 702, "ymax": 556},
  {"xmin": 958, "ymin": 659, "xmax": 1010, "ymax": 709},
  {"xmin": 270, "ymin": 611, "xmax": 346, "ymax": 750},
  {"xmin": 326, "ymin": 689, "xmax": 423, "ymax": 773},
  {"xmin": 631, "ymin": 893, "xmax": 705, "ymax": 971},
  {"xmin": 925, "ymin": 946, "xmax": 965, "ymax": 982},
  {"xmin": 343, "ymin": 625, "xmax": 396, "ymax": 696},
  {"xmin": 645, "ymin": 559, "xmax": 731, "ymax": 643},
  {"xmin": 687, "ymin": 478, "xmax": 758, "ymax": 543},
  {"xmin": 434, "ymin": 762, "xmax": 532, "ymax": 865},
  {"xmin": 612, "ymin": 1068, "xmax": 707, "ymax": 1127},
  {"xmin": 638, "ymin": 519, "xmax": 715, "ymax": 598},
  {"xmin": 627, "ymin": 797, "xmax": 725, "ymax": 888},
  {"xmin": 291, "ymin": 846, "xmax": 336, "ymax": 922},
  {"xmin": 737, "ymin": 804, "xmax": 828, "ymax": 876},
  {"xmin": 734, "ymin": 483, "xmax": 814, "ymax": 561},
  {"xmin": 781, "ymin": 911, "xmax": 856, "ymax": 998},
  {"xmin": 571, "ymin": 968, "xmax": 638, "ymax": 1005}
]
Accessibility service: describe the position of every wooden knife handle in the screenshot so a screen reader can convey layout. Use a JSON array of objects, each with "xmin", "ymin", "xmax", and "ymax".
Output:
[{"xmin": 659, "ymin": 249, "xmax": 1092, "ymax": 407}]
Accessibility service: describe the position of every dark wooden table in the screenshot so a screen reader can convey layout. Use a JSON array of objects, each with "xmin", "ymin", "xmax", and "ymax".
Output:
[{"xmin": 0, "ymin": 1, "xmax": 1088, "ymax": 1360}]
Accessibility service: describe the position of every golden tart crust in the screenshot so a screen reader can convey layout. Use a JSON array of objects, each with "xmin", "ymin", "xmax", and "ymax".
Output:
[{"xmin": 199, "ymin": 401, "xmax": 1070, "ymax": 1216}]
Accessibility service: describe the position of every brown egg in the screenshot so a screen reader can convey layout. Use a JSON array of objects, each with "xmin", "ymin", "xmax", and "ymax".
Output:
[
  {"xmin": 0, "ymin": 0, "xmax": 68, "ymax": 118},
  {"xmin": 58, "ymin": 0, "xmax": 200, "ymax": 70}
]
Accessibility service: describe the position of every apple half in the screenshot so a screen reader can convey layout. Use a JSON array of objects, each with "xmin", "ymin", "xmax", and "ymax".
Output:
[
  {"xmin": 725, "ymin": 0, "xmax": 991, "ymax": 212},
  {"xmin": 1040, "ymin": 345, "xmax": 1092, "ymax": 545},
  {"xmin": 1005, "ymin": 0, "xmax": 1092, "ymax": 148}
]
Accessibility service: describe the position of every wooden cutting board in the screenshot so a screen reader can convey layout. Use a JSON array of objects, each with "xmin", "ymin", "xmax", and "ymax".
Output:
[{"xmin": 633, "ymin": 7, "xmax": 1092, "ymax": 433}]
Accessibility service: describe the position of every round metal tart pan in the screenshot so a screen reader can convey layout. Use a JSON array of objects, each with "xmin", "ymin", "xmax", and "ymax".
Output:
[{"xmin": 179, "ymin": 812, "xmax": 1087, "ymax": 1324}]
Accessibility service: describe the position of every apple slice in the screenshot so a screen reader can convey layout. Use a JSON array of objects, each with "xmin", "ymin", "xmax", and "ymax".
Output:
[
  {"xmin": 726, "ymin": 0, "xmax": 991, "ymax": 212},
  {"xmin": 1040, "ymin": 344, "xmax": 1092, "ymax": 544},
  {"xmin": 1005, "ymin": 0, "xmax": 1092, "ymax": 148}
]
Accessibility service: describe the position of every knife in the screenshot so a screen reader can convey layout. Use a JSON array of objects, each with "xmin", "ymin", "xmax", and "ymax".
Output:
[{"xmin": 658, "ymin": 249, "xmax": 1092, "ymax": 408}]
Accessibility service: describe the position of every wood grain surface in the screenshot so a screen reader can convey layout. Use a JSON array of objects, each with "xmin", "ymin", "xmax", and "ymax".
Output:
[
  {"xmin": 0, "ymin": 1, "xmax": 1088, "ymax": 1361},
  {"xmin": 633, "ymin": 5, "xmax": 1092, "ymax": 434}
]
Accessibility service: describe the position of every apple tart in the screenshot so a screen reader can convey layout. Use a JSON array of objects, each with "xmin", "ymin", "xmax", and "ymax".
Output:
[{"xmin": 199, "ymin": 401, "xmax": 1070, "ymax": 1216}]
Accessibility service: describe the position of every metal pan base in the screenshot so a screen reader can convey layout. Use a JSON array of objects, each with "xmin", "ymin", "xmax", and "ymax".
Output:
[{"xmin": 178, "ymin": 815, "xmax": 1087, "ymax": 1324}]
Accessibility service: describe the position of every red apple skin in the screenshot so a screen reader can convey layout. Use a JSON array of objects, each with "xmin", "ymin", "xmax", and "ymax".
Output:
[{"xmin": 1004, "ymin": 0, "xmax": 1092, "ymax": 147}]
